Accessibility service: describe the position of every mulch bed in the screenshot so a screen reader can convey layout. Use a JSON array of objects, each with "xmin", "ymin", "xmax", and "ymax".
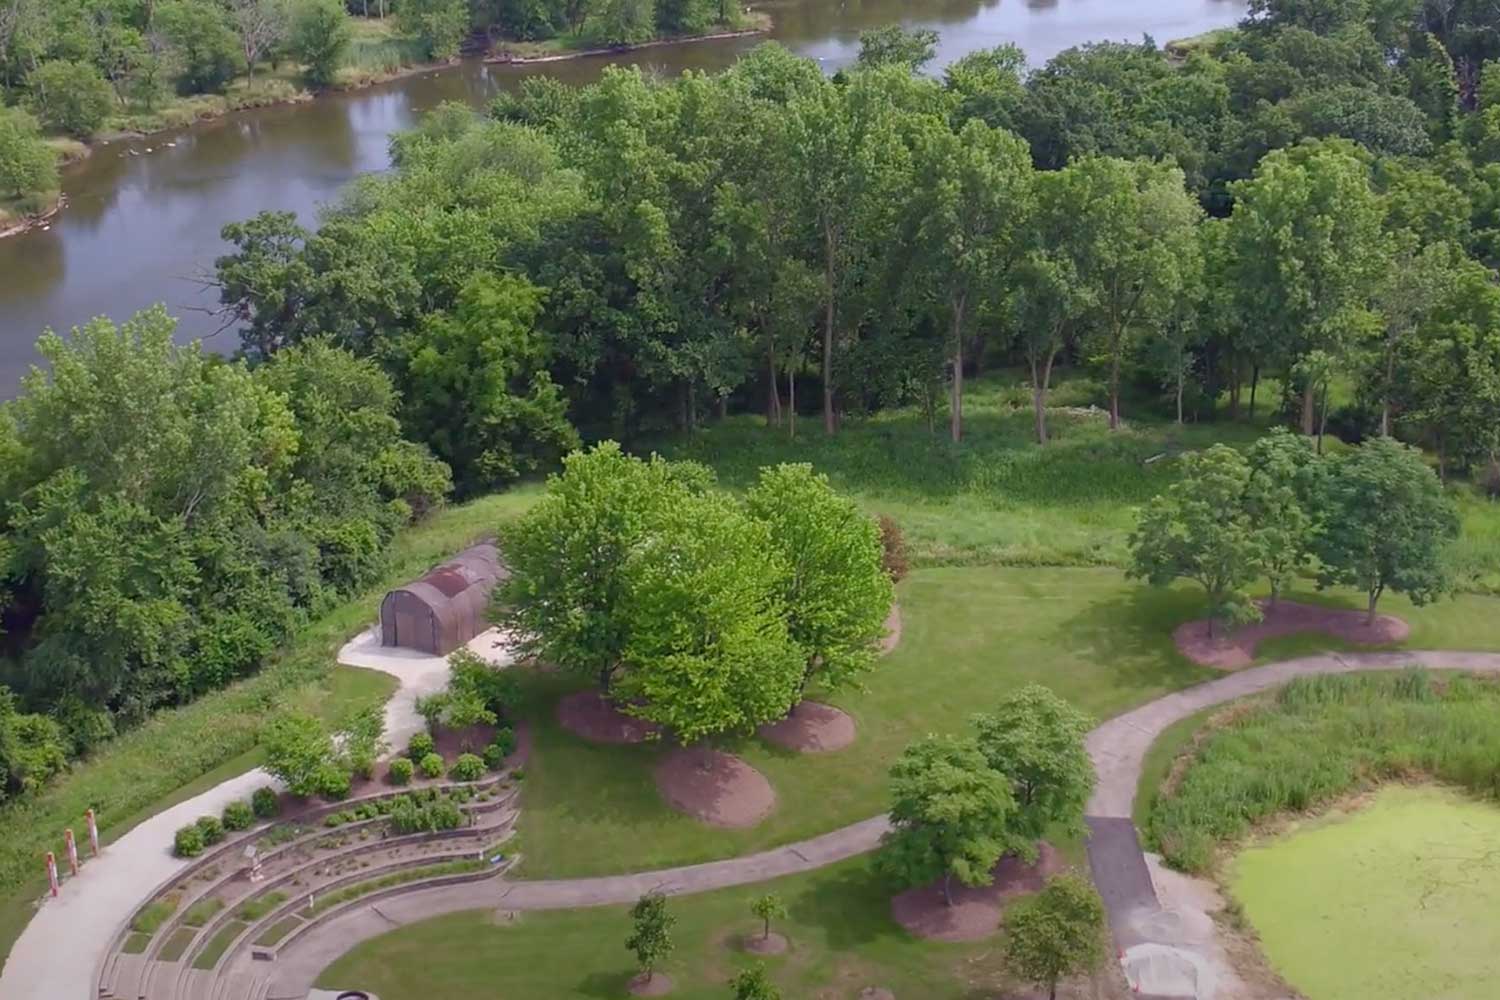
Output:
[
  {"xmin": 557, "ymin": 689, "xmax": 662, "ymax": 744},
  {"xmin": 742, "ymin": 931, "xmax": 789, "ymax": 955},
  {"xmin": 1174, "ymin": 599, "xmax": 1410, "ymax": 670},
  {"xmin": 654, "ymin": 746, "xmax": 776, "ymax": 828},
  {"xmin": 880, "ymin": 603, "xmax": 902, "ymax": 655},
  {"xmin": 628, "ymin": 972, "xmax": 674, "ymax": 996},
  {"xmin": 757, "ymin": 701, "xmax": 857, "ymax": 753},
  {"xmin": 889, "ymin": 844, "xmax": 1063, "ymax": 942}
]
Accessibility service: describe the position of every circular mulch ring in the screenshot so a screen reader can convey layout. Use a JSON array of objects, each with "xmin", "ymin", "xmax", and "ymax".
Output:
[
  {"xmin": 880, "ymin": 603, "xmax": 902, "ymax": 655},
  {"xmin": 858, "ymin": 989, "xmax": 896, "ymax": 1000},
  {"xmin": 654, "ymin": 747, "xmax": 776, "ymax": 828},
  {"xmin": 628, "ymin": 972, "xmax": 674, "ymax": 996},
  {"xmin": 742, "ymin": 931, "xmax": 789, "ymax": 955},
  {"xmin": 890, "ymin": 844, "xmax": 1062, "ymax": 942},
  {"xmin": 757, "ymin": 701, "xmax": 856, "ymax": 753},
  {"xmin": 1174, "ymin": 599, "xmax": 1410, "ymax": 671},
  {"xmin": 557, "ymin": 689, "xmax": 661, "ymax": 744}
]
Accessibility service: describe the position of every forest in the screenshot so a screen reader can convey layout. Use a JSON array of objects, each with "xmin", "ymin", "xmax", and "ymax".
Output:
[{"xmin": 5, "ymin": 0, "xmax": 1500, "ymax": 810}]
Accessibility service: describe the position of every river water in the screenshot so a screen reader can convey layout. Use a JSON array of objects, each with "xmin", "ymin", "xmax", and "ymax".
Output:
[{"xmin": 0, "ymin": 0, "xmax": 1245, "ymax": 394}]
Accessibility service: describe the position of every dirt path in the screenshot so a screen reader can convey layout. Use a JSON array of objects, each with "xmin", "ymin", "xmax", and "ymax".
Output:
[{"xmin": 278, "ymin": 649, "xmax": 1500, "ymax": 1000}]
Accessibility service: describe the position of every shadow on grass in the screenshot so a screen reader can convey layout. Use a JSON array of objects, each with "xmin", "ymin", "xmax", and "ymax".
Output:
[
  {"xmin": 787, "ymin": 861, "xmax": 907, "ymax": 951},
  {"xmin": 576, "ymin": 969, "xmax": 636, "ymax": 998},
  {"xmin": 1055, "ymin": 583, "xmax": 1210, "ymax": 694}
]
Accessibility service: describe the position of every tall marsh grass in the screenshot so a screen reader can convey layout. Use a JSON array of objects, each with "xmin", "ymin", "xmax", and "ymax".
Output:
[{"xmin": 1148, "ymin": 670, "xmax": 1500, "ymax": 873}]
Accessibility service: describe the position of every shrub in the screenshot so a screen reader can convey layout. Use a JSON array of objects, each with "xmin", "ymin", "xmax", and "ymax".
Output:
[
  {"xmin": 0, "ymin": 108, "xmax": 57, "ymax": 203},
  {"xmin": 449, "ymin": 753, "xmax": 484, "ymax": 781},
  {"xmin": 221, "ymin": 799, "xmax": 254, "ymax": 831},
  {"xmin": 173, "ymin": 824, "xmax": 205, "ymax": 858},
  {"xmin": 388, "ymin": 756, "xmax": 414, "ymax": 785},
  {"xmin": 388, "ymin": 795, "xmax": 463, "ymax": 835},
  {"xmin": 877, "ymin": 514, "xmax": 909, "ymax": 582},
  {"xmin": 492, "ymin": 726, "xmax": 517, "ymax": 759},
  {"xmin": 251, "ymin": 786, "xmax": 280, "ymax": 818},
  {"xmin": 482, "ymin": 743, "xmax": 505, "ymax": 770},
  {"xmin": 316, "ymin": 763, "xmax": 351, "ymax": 800},
  {"xmin": 418, "ymin": 752, "xmax": 444, "ymax": 779},
  {"xmin": 408, "ymin": 732, "xmax": 435, "ymax": 760},
  {"xmin": 194, "ymin": 815, "xmax": 225, "ymax": 845}
]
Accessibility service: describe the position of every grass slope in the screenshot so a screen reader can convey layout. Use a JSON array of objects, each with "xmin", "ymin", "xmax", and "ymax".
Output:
[
  {"xmin": 1230, "ymin": 785, "xmax": 1500, "ymax": 1000},
  {"xmin": 317, "ymin": 855, "xmax": 1071, "ymax": 1000}
]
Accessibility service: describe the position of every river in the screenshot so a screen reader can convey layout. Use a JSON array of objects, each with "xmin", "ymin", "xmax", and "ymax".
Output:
[{"xmin": 0, "ymin": 0, "xmax": 1246, "ymax": 395}]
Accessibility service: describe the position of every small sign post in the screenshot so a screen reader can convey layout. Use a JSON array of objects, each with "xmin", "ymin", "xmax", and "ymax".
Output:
[
  {"xmin": 64, "ymin": 830, "xmax": 79, "ymax": 876},
  {"xmin": 45, "ymin": 853, "xmax": 59, "ymax": 897},
  {"xmin": 86, "ymin": 809, "xmax": 100, "ymax": 857}
]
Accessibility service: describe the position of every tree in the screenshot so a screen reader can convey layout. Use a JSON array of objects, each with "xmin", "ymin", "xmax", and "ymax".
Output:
[
  {"xmin": 261, "ymin": 712, "xmax": 337, "ymax": 797},
  {"xmin": 497, "ymin": 444, "xmax": 712, "ymax": 692},
  {"xmin": 856, "ymin": 25, "xmax": 939, "ymax": 69},
  {"xmin": 614, "ymin": 488, "xmax": 804, "ymax": 742},
  {"xmin": 591, "ymin": 0, "xmax": 654, "ymax": 45},
  {"xmin": 0, "ymin": 106, "xmax": 56, "ymax": 198},
  {"xmin": 626, "ymin": 892, "xmax": 675, "ymax": 985},
  {"xmin": 1128, "ymin": 445, "xmax": 1262, "ymax": 634},
  {"xmin": 1243, "ymin": 428, "xmax": 1316, "ymax": 608},
  {"xmin": 290, "ymin": 0, "xmax": 350, "ymax": 87},
  {"xmin": 1314, "ymin": 437, "xmax": 1459, "ymax": 622},
  {"xmin": 730, "ymin": 964, "xmax": 781, "ymax": 1000},
  {"xmin": 743, "ymin": 464, "xmax": 892, "ymax": 698},
  {"xmin": 1003, "ymin": 873, "xmax": 1107, "ymax": 1000},
  {"xmin": 159, "ymin": 0, "xmax": 243, "ymax": 94},
  {"xmin": 972, "ymin": 684, "xmax": 1093, "ymax": 851},
  {"xmin": 27, "ymin": 60, "xmax": 114, "ymax": 137},
  {"xmin": 1008, "ymin": 250, "xmax": 1085, "ymax": 445},
  {"xmin": 229, "ymin": 0, "xmax": 290, "ymax": 79},
  {"xmin": 750, "ymin": 892, "xmax": 787, "ymax": 942},
  {"xmin": 403, "ymin": 274, "xmax": 579, "ymax": 498},
  {"xmin": 0, "ymin": 687, "xmax": 68, "ymax": 803},
  {"xmin": 910, "ymin": 118, "xmax": 1033, "ymax": 442},
  {"xmin": 397, "ymin": 0, "xmax": 467, "ymax": 61},
  {"xmin": 1051, "ymin": 156, "xmax": 1201, "ymax": 430},
  {"xmin": 877, "ymin": 734, "xmax": 1016, "ymax": 906}
]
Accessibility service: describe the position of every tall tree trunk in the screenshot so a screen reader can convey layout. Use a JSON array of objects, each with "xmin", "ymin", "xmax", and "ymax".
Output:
[
  {"xmin": 1249, "ymin": 365, "xmax": 1260, "ymax": 421},
  {"xmin": 1316, "ymin": 385, "xmax": 1329, "ymax": 455},
  {"xmin": 1300, "ymin": 376, "xmax": 1316, "ymax": 435},
  {"xmin": 1176, "ymin": 365, "xmax": 1185, "ymax": 425},
  {"xmin": 766, "ymin": 342, "xmax": 781, "ymax": 427},
  {"xmin": 1228, "ymin": 360, "xmax": 1240, "ymax": 420},
  {"xmin": 787, "ymin": 366, "xmax": 796, "ymax": 439},
  {"xmin": 822, "ymin": 227, "xmax": 836, "ymax": 436},
  {"xmin": 716, "ymin": 393, "xmax": 727, "ymax": 422},
  {"xmin": 1381, "ymin": 350, "xmax": 1395, "ymax": 436},
  {"xmin": 950, "ymin": 293, "xmax": 966, "ymax": 444},
  {"xmin": 1108, "ymin": 333, "xmax": 1122, "ymax": 430},
  {"xmin": 1029, "ymin": 348, "xmax": 1056, "ymax": 445},
  {"xmin": 942, "ymin": 872, "xmax": 953, "ymax": 907},
  {"xmin": 1367, "ymin": 587, "xmax": 1380, "ymax": 625}
]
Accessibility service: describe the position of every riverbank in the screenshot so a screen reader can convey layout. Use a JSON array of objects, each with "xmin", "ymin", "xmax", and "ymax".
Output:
[
  {"xmin": 486, "ymin": 13, "xmax": 772, "ymax": 65},
  {"xmin": 0, "ymin": 195, "xmax": 64, "ymax": 241}
]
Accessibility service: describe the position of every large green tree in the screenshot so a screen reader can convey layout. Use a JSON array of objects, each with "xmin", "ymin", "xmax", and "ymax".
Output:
[
  {"xmin": 1003, "ymin": 872, "xmax": 1107, "ymax": 1000},
  {"xmin": 972, "ymin": 684, "xmax": 1094, "ymax": 850},
  {"xmin": 0, "ymin": 106, "xmax": 56, "ymax": 198},
  {"xmin": 289, "ymin": 0, "xmax": 350, "ymax": 87}
]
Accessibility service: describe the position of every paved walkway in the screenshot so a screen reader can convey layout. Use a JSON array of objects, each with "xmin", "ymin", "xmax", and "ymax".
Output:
[
  {"xmin": 286, "ymin": 648, "xmax": 1500, "ymax": 1000},
  {"xmin": 0, "ymin": 627, "xmax": 512, "ymax": 1000}
]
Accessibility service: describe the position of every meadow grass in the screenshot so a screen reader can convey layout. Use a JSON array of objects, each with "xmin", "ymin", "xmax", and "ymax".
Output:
[
  {"xmin": 1229, "ymin": 785, "xmax": 1500, "ymax": 1000},
  {"xmin": 1147, "ymin": 670, "xmax": 1500, "ymax": 873},
  {"xmin": 317, "ymin": 854, "xmax": 1083, "ymax": 1000}
]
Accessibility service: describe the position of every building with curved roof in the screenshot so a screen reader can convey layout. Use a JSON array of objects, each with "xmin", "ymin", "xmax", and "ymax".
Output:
[{"xmin": 380, "ymin": 542, "xmax": 505, "ymax": 655}]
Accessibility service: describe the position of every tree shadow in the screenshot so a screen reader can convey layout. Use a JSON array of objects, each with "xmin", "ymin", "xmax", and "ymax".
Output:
[
  {"xmin": 576, "ymin": 969, "xmax": 636, "ymax": 998},
  {"xmin": 786, "ymin": 862, "xmax": 908, "ymax": 951},
  {"xmin": 1055, "ymin": 583, "xmax": 1212, "ymax": 694}
]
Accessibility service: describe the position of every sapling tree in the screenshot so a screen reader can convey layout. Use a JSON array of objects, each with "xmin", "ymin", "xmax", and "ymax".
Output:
[
  {"xmin": 626, "ymin": 891, "xmax": 675, "ymax": 985},
  {"xmin": 730, "ymin": 963, "xmax": 782, "ymax": 1000},
  {"xmin": 1003, "ymin": 873, "xmax": 1107, "ymax": 1000},
  {"xmin": 744, "ymin": 464, "xmax": 893, "ymax": 699},
  {"xmin": 261, "ymin": 712, "xmax": 336, "ymax": 797},
  {"xmin": 877, "ymin": 734, "xmax": 1016, "ymax": 906},
  {"xmin": 972, "ymin": 684, "xmax": 1094, "ymax": 853},
  {"xmin": 750, "ymin": 892, "xmax": 788, "ymax": 942},
  {"xmin": 1128, "ymin": 445, "xmax": 1262, "ymax": 635},
  {"xmin": 1314, "ymin": 437, "xmax": 1459, "ymax": 622}
]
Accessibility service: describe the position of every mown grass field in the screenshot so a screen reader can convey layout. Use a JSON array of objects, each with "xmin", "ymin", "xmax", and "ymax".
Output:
[
  {"xmin": 317, "ymin": 854, "xmax": 1099, "ymax": 1000},
  {"xmin": 1230, "ymin": 785, "xmax": 1500, "ymax": 1000}
]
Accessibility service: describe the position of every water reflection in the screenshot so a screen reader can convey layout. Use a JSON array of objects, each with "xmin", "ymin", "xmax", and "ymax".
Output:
[{"xmin": 0, "ymin": 0, "xmax": 1247, "ymax": 395}]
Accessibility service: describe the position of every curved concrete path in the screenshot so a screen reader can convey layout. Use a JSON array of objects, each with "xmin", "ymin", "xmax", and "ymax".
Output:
[
  {"xmin": 0, "ymin": 627, "xmax": 514, "ymax": 1000},
  {"xmin": 277, "ymin": 647, "xmax": 1500, "ymax": 1000}
]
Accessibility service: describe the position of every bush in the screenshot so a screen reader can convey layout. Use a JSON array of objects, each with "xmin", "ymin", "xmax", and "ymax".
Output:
[
  {"xmin": 408, "ymin": 731, "xmax": 435, "ymax": 760},
  {"xmin": 482, "ymin": 742, "xmax": 505, "ymax": 770},
  {"xmin": 221, "ymin": 799, "xmax": 254, "ymax": 831},
  {"xmin": 449, "ymin": 752, "xmax": 485, "ymax": 781},
  {"xmin": 173, "ymin": 823, "xmax": 204, "ymax": 857},
  {"xmin": 388, "ymin": 756, "xmax": 414, "ymax": 785},
  {"xmin": 251, "ymin": 786, "xmax": 280, "ymax": 818},
  {"xmin": 316, "ymin": 763, "xmax": 352, "ymax": 800},
  {"xmin": 387, "ymin": 795, "xmax": 464, "ymax": 835},
  {"xmin": 194, "ymin": 814, "xmax": 225, "ymax": 845},
  {"xmin": 492, "ymin": 726, "xmax": 517, "ymax": 758},
  {"xmin": 418, "ymin": 752, "xmax": 444, "ymax": 779},
  {"xmin": 0, "ymin": 108, "xmax": 57, "ymax": 203},
  {"xmin": 27, "ymin": 60, "xmax": 114, "ymax": 137},
  {"xmin": 877, "ymin": 514, "xmax": 909, "ymax": 582}
]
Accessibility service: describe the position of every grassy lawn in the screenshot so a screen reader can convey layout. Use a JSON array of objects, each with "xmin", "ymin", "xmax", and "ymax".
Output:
[
  {"xmin": 1229, "ymin": 785, "xmax": 1500, "ymax": 1000},
  {"xmin": 317, "ymin": 855, "xmax": 1081, "ymax": 1000},
  {"xmin": 518, "ymin": 564, "xmax": 1500, "ymax": 879},
  {"xmin": 0, "ymin": 489, "xmax": 538, "ymax": 967}
]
